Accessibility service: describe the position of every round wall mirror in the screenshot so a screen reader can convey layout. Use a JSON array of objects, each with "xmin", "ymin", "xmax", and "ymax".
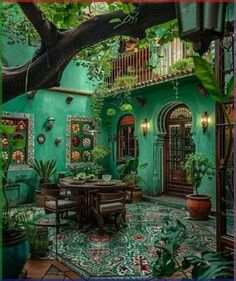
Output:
[{"xmin": 37, "ymin": 134, "xmax": 46, "ymax": 144}]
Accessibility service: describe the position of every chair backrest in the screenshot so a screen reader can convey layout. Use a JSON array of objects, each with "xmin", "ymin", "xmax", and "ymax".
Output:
[
  {"xmin": 41, "ymin": 183, "xmax": 60, "ymax": 197},
  {"xmin": 96, "ymin": 192, "xmax": 126, "ymax": 204}
]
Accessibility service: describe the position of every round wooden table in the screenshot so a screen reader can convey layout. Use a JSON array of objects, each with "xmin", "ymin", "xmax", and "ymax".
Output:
[{"xmin": 59, "ymin": 178, "xmax": 126, "ymax": 223}]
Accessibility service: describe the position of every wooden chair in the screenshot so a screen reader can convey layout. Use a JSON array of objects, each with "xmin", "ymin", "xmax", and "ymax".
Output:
[
  {"xmin": 123, "ymin": 186, "xmax": 135, "ymax": 203},
  {"xmin": 41, "ymin": 183, "xmax": 77, "ymax": 234},
  {"xmin": 92, "ymin": 192, "xmax": 126, "ymax": 233}
]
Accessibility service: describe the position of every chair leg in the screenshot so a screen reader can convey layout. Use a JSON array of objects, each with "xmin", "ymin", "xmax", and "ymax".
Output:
[
  {"xmin": 56, "ymin": 213, "xmax": 60, "ymax": 235},
  {"xmin": 115, "ymin": 214, "xmax": 120, "ymax": 230},
  {"xmin": 122, "ymin": 209, "xmax": 126, "ymax": 223},
  {"xmin": 94, "ymin": 211, "xmax": 105, "ymax": 233}
]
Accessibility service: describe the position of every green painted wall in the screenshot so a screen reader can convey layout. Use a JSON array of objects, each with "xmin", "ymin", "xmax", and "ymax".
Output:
[
  {"xmin": 3, "ymin": 39, "xmax": 217, "ymax": 209},
  {"xmin": 3, "ymin": 41, "xmax": 97, "ymax": 204},
  {"xmin": 102, "ymin": 76, "xmax": 217, "ymax": 208}
]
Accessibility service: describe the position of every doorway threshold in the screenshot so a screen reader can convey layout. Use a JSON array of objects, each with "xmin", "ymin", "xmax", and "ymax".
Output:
[
  {"xmin": 142, "ymin": 194, "xmax": 187, "ymax": 210},
  {"xmin": 142, "ymin": 194, "xmax": 216, "ymax": 216}
]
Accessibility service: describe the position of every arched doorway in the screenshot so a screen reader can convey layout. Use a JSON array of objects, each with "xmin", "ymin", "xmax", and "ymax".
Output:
[{"xmin": 164, "ymin": 104, "xmax": 195, "ymax": 196}]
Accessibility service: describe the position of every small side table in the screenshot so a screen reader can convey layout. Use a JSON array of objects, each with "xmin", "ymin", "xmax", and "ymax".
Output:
[{"xmin": 5, "ymin": 184, "xmax": 20, "ymax": 206}]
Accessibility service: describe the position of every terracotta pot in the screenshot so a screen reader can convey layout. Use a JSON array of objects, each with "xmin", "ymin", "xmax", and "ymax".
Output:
[
  {"xmin": 186, "ymin": 194, "xmax": 211, "ymax": 221},
  {"xmin": 132, "ymin": 188, "xmax": 142, "ymax": 203}
]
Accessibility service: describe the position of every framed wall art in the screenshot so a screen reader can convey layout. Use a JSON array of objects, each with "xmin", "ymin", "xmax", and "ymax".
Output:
[
  {"xmin": 2, "ymin": 111, "xmax": 34, "ymax": 170},
  {"xmin": 66, "ymin": 116, "xmax": 95, "ymax": 168}
]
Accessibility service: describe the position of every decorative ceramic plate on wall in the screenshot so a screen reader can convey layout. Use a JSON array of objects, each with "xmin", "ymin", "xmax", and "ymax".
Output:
[{"xmin": 72, "ymin": 136, "xmax": 80, "ymax": 147}]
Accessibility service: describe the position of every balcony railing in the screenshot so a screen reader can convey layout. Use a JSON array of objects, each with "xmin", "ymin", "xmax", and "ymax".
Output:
[{"xmin": 106, "ymin": 38, "xmax": 193, "ymax": 89}]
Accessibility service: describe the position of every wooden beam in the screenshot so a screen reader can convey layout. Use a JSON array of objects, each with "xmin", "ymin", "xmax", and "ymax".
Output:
[{"xmin": 48, "ymin": 87, "xmax": 94, "ymax": 96}]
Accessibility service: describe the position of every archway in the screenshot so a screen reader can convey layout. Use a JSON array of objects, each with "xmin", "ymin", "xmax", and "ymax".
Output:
[
  {"xmin": 153, "ymin": 102, "xmax": 195, "ymax": 196},
  {"xmin": 164, "ymin": 104, "xmax": 195, "ymax": 196}
]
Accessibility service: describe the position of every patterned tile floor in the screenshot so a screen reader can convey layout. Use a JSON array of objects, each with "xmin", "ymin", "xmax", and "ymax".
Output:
[{"xmin": 34, "ymin": 202, "xmax": 216, "ymax": 279}]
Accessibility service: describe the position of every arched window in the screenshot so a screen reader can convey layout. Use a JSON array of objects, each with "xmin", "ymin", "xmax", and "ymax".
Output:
[{"xmin": 117, "ymin": 115, "xmax": 138, "ymax": 161}]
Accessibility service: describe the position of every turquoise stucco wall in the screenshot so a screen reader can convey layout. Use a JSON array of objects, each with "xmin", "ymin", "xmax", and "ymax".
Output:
[
  {"xmin": 102, "ymin": 76, "xmax": 217, "ymax": 208},
  {"xmin": 3, "ymin": 40, "xmax": 216, "ymax": 209},
  {"xmin": 3, "ymin": 41, "xmax": 97, "ymax": 204}
]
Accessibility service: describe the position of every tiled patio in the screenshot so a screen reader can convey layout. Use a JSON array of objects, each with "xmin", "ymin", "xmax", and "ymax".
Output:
[{"xmin": 29, "ymin": 201, "xmax": 216, "ymax": 279}]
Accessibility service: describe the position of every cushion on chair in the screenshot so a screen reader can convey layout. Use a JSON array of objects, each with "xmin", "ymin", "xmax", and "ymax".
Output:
[
  {"xmin": 45, "ymin": 199, "xmax": 76, "ymax": 210},
  {"xmin": 60, "ymin": 190, "xmax": 72, "ymax": 197},
  {"xmin": 99, "ymin": 202, "xmax": 124, "ymax": 213},
  {"xmin": 125, "ymin": 191, "xmax": 131, "ymax": 200}
]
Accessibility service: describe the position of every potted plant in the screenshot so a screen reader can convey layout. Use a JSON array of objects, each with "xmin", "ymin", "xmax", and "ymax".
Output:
[
  {"xmin": 91, "ymin": 145, "xmax": 111, "ymax": 177},
  {"xmin": 32, "ymin": 159, "xmax": 57, "ymax": 187},
  {"xmin": 1, "ymin": 124, "xmax": 30, "ymax": 278},
  {"xmin": 32, "ymin": 159, "xmax": 57, "ymax": 206},
  {"xmin": 117, "ymin": 157, "xmax": 147, "ymax": 187},
  {"xmin": 117, "ymin": 158, "xmax": 147, "ymax": 203},
  {"xmin": 183, "ymin": 152, "xmax": 215, "ymax": 220}
]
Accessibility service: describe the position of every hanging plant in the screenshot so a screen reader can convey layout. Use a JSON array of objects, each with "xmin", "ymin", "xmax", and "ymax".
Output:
[
  {"xmin": 106, "ymin": 108, "xmax": 116, "ymax": 116},
  {"xmin": 119, "ymin": 103, "xmax": 133, "ymax": 112},
  {"xmin": 91, "ymin": 76, "xmax": 136, "ymax": 121},
  {"xmin": 103, "ymin": 119, "xmax": 113, "ymax": 127}
]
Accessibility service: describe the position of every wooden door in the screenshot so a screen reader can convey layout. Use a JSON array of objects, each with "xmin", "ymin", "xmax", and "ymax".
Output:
[{"xmin": 165, "ymin": 105, "xmax": 195, "ymax": 196}]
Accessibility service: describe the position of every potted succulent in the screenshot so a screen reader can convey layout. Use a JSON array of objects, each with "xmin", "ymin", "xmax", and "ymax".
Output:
[
  {"xmin": 1, "ymin": 124, "xmax": 30, "ymax": 278},
  {"xmin": 183, "ymin": 152, "xmax": 215, "ymax": 220}
]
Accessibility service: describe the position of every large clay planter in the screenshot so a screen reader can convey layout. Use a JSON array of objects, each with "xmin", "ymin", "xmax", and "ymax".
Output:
[
  {"xmin": 186, "ymin": 194, "xmax": 211, "ymax": 221},
  {"xmin": 3, "ymin": 232, "xmax": 30, "ymax": 278}
]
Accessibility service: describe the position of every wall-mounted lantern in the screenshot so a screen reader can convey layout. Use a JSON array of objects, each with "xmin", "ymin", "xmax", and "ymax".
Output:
[
  {"xmin": 176, "ymin": 2, "xmax": 226, "ymax": 55},
  {"xmin": 201, "ymin": 111, "xmax": 209, "ymax": 134},
  {"xmin": 46, "ymin": 117, "xmax": 55, "ymax": 130},
  {"xmin": 141, "ymin": 119, "xmax": 149, "ymax": 136},
  {"xmin": 66, "ymin": 95, "xmax": 74, "ymax": 104},
  {"xmin": 55, "ymin": 137, "xmax": 62, "ymax": 146}
]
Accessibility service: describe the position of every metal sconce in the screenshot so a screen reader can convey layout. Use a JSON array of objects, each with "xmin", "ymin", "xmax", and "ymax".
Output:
[
  {"xmin": 66, "ymin": 95, "xmax": 73, "ymax": 104},
  {"xmin": 46, "ymin": 117, "xmax": 55, "ymax": 130},
  {"xmin": 55, "ymin": 137, "xmax": 62, "ymax": 146},
  {"xmin": 141, "ymin": 119, "xmax": 148, "ymax": 136},
  {"xmin": 176, "ymin": 2, "xmax": 226, "ymax": 55},
  {"xmin": 201, "ymin": 111, "xmax": 209, "ymax": 134}
]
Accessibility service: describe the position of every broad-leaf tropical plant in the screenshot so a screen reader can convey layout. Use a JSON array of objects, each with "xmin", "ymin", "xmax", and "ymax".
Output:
[
  {"xmin": 1, "ymin": 124, "xmax": 26, "ymax": 213},
  {"xmin": 182, "ymin": 251, "xmax": 233, "ymax": 279},
  {"xmin": 153, "ymin": 217, "xmax": 233, "ymax": 279},
  {"xmin": 117, "ymin": 157, "xmax": 147, "ymax": 185}
]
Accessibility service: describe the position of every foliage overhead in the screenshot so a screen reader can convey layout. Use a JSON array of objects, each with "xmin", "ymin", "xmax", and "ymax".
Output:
[{"xmin": 2, "ymin": 2, "xmax": 177, "ymax": 101}]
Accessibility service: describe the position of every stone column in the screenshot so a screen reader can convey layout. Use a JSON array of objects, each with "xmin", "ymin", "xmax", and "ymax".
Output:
[{"xmin": 153, "ymin": 132, "xmax": 166, "ymax": 194}]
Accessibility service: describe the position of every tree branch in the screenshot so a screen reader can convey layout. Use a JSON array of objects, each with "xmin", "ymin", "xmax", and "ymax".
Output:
[
  {"xmin": 18, "ymin": 2, "xmax": 61, "ymax": 47},
  {"xmin": 3, "ymin": 2, "xmax": 176, "ymax": 102}
]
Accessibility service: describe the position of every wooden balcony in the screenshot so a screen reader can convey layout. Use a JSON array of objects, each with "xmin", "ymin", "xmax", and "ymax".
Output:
[{"xmin": 106, "ymin": 38, "xmax": 193, "ymax": 90}]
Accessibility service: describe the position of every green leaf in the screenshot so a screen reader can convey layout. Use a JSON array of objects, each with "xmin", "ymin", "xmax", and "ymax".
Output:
[
  {"xmin": 109, "ymin": 18, "xmax": 122, "ymax": 24},
  {"xmin": 12, "ymin": 139, "xmax": 26, "ymax": 149},
  {"xmin": 1, "ymin": 124, "xmax": 16, "ymax": 135},
  {"xmin": 106, "ymin": 108, "xmax": 116, "ymax": 116},
  {"xmin": 192, "ymin": 56, "xmax": 228, "ymax": 102}
]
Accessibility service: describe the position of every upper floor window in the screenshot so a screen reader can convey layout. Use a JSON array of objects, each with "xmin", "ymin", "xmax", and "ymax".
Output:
[{"xmin": 117, "ymin": 115, "xmax": 138, "ymax": 162}]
